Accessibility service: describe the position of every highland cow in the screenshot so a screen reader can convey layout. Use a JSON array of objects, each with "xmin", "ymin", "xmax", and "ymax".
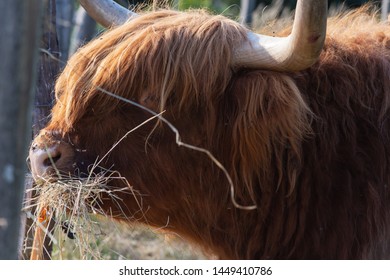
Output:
[{"xmin": 29, "ymin": 0, "xmax": 390, "ymax": 259}]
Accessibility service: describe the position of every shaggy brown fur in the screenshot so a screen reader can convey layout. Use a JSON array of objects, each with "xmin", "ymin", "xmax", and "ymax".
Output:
[{"xmin": 32, "ymin": 6, "xmax": 390, "ymax": 259}]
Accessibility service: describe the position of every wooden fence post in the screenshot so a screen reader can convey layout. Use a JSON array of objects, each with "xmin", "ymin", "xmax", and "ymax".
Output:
[
  {"xmin": 0, "ymin": 0, "xmax": 44, "ymax": 260},
  {"xmin": 21, "ymin": 0, "xmax": 61, "ymax": 260}
]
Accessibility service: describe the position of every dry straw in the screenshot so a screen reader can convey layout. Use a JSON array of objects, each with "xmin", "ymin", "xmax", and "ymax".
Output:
[{"xmin": 23, "ymin": 168, "xmax": 135, "ymax": 259}]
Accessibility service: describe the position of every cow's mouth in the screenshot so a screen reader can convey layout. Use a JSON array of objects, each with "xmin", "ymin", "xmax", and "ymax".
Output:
[
  {"xmin": 28, "ymin": 134, "xmax": 132, "ymax": 215},
  {"xmin": 27, "ymin": 131, "xmax": 137, "ymax": 258}
]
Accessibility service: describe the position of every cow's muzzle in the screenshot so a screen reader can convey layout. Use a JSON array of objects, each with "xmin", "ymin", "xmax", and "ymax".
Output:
[{"xmin": 29, "ymin": 135, "xmax": 75, "ymax": 182}]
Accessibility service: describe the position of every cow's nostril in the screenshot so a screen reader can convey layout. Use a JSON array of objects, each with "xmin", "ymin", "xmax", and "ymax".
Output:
[
  {"xmin": 43, "ymin": 153, "xmax": 62, "ymax": 167},
  {"xmin": 30, "ymin": 139, "xmax": 75, "ymax": 181}
]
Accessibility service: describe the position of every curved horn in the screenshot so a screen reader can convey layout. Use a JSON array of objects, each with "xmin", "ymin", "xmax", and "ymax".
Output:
[
  {"xmin": 78, "ymin": 0, "xmax": 137, "ymax": 28},
  {"xmin": 233, "ymin": 0, "xmax": 328, "ymax": 71}
]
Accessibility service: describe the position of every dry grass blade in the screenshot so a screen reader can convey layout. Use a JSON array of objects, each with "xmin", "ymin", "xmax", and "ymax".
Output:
[
  {"xmin": 23, "ymin": 166, "xmax": 137, "ymax": 259},
  {"xmin": 30, "ymin": 205, "xmax": 50, "ymax": 260}
]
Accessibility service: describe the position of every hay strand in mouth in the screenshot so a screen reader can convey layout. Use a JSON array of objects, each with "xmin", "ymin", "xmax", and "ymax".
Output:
[{"xmin": 23, "ymin": 169, "xmax": 135, "ymax": 259}]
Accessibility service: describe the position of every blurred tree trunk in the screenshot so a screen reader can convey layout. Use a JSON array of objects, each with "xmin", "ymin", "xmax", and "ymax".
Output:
[
  {"xmin": 212, "ymin": 0, "xmax": 224, "ymax": 11},
  {"xmin": 21, "ymin": 0, "xmax": 60, "ymax": 260},
  {"xmin": 239, "ymin": 0, "xmax": 257, "ymax": 25},
  {"xmin": 56, "ymin": 0, "xmax": 75, "ymax": 65},
  {"xmin": 383, "ymin": 0, "xmax": 389, "ymax": 21},
  {"xmin": 0, "ymin": 0, "xmax": 44, "ymax": 260},
  {"xmin": 69, "ymin": 5, "xmax": 97, "ymax": 56}
]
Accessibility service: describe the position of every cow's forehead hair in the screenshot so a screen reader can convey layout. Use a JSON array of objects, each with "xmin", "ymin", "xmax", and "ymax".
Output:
[{"xmin": 50, "ymin": 10, "xmax": 247, "ymax": 133}]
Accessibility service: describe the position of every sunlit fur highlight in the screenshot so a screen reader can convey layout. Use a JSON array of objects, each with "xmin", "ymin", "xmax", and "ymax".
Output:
[{"xmin": 35, "ymin": 6, "xmax": 390, "ymax": 259}]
